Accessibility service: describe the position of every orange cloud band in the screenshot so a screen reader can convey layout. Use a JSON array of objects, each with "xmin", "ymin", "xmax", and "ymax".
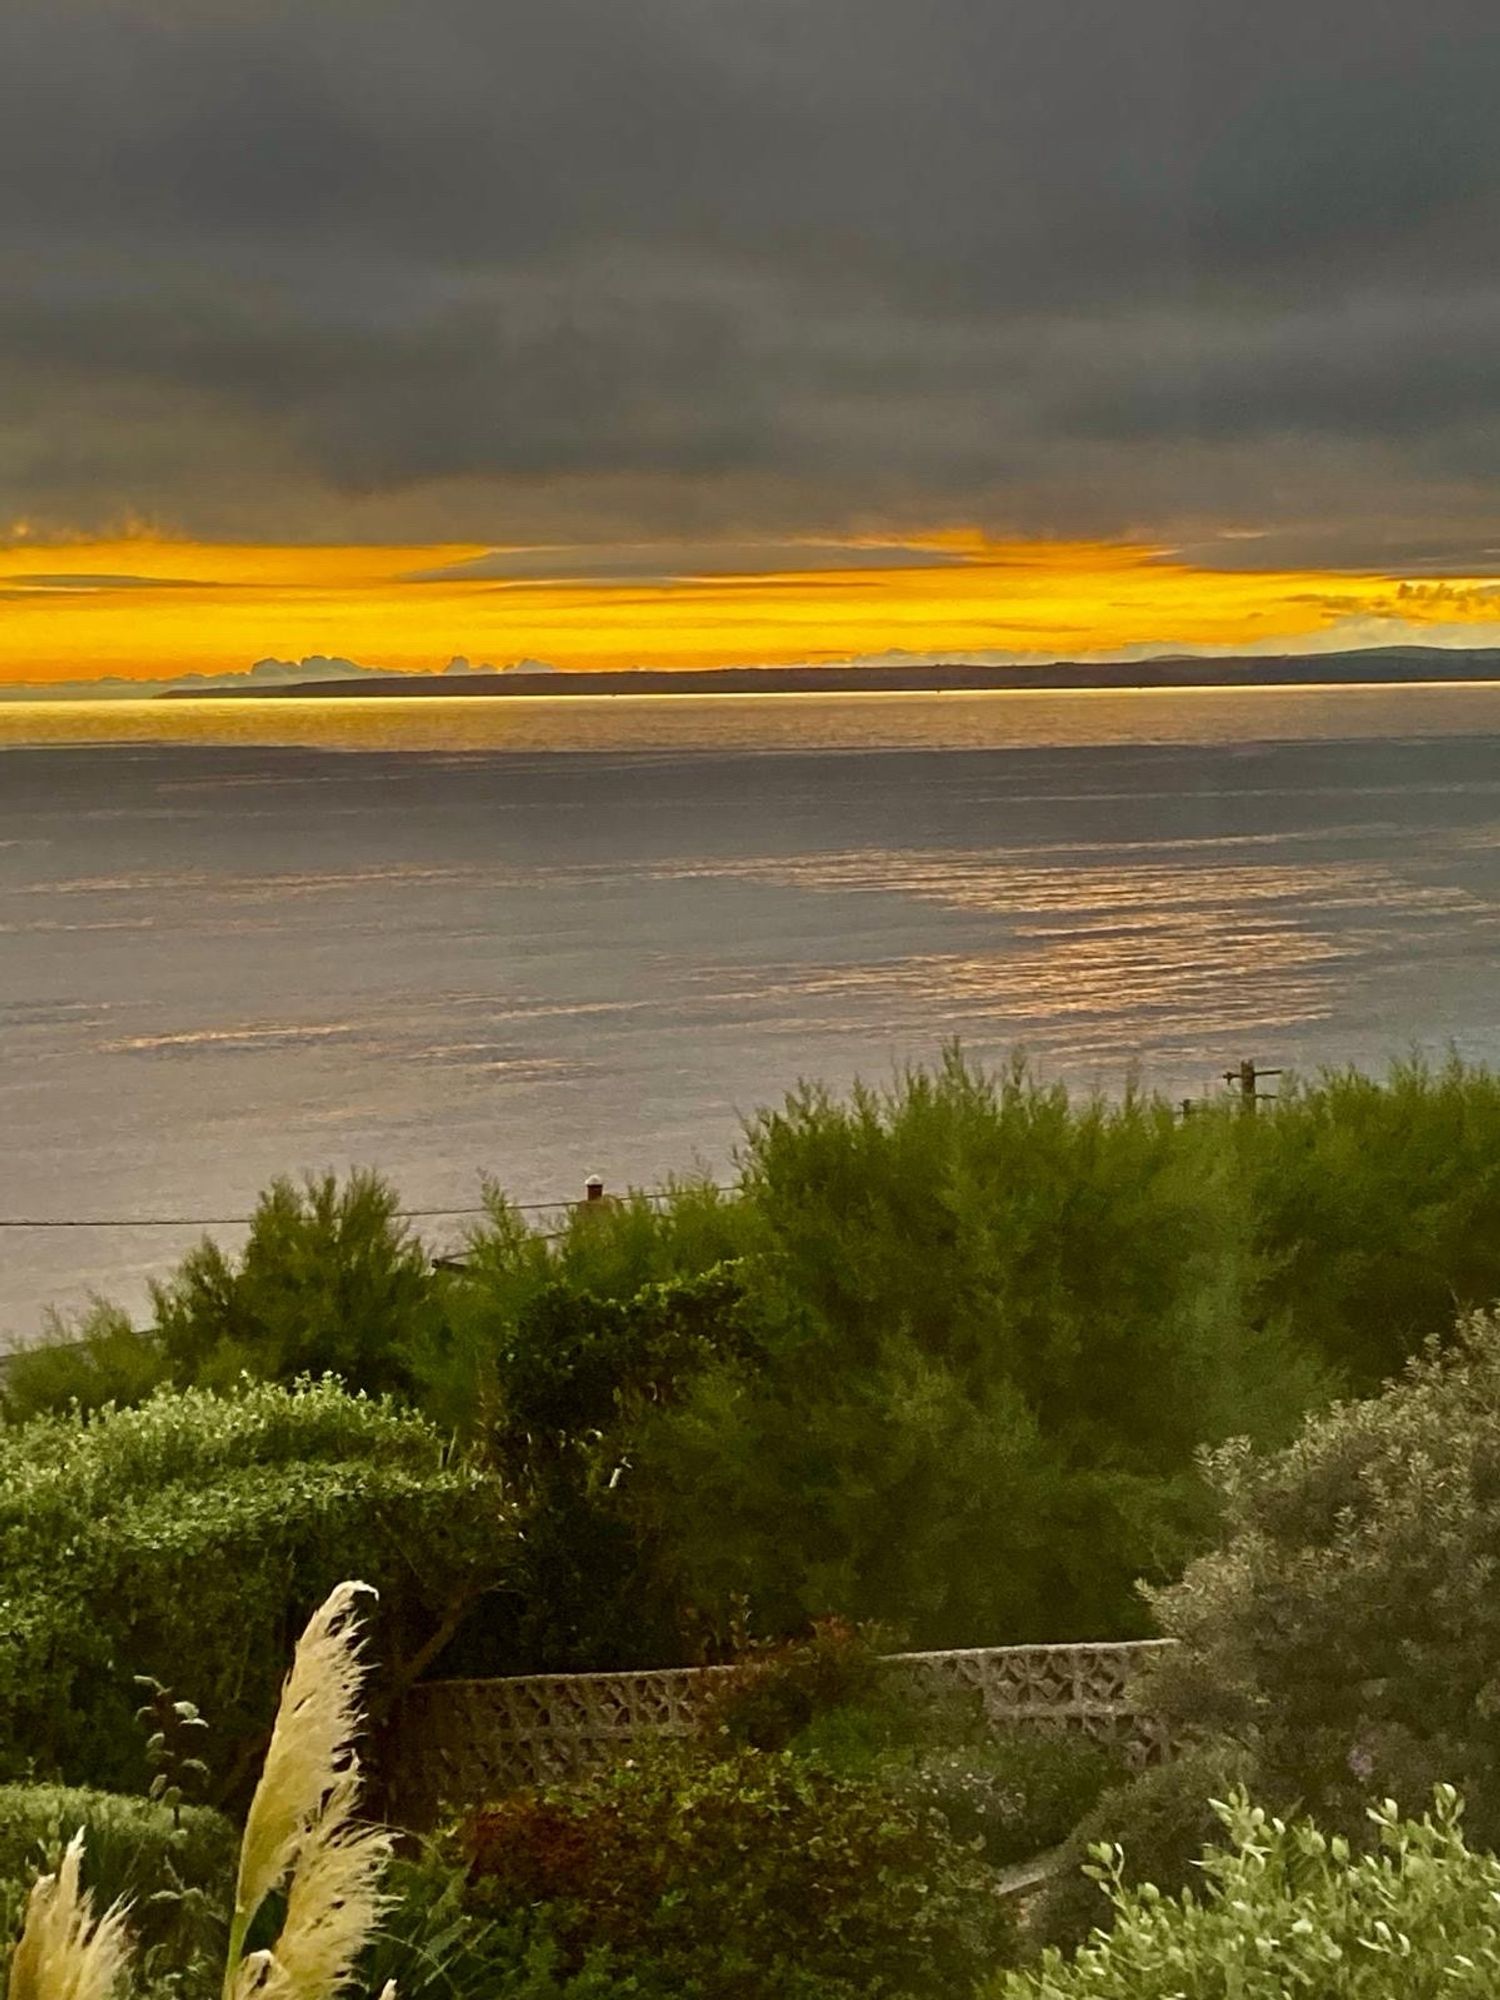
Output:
[{"xmin": 3, "ymin": 531, "xmax": 1500, "ymax": 683}]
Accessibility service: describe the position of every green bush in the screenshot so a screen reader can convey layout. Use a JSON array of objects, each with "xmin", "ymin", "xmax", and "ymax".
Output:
[
  {"xmin": 416, "ymin": 1181, "xmax": 754, "ymax": 1444},
  {"xmin": 1029, "ymin": 1744, "xmax": 1254, "ymax": 1953},
  {"xmin": 0, "ymin": 1379, "xmax": 516, "ymax": 1800},
  {"xmin": 712, "ymin": 1631, "xmax": 1124, "ymax": 1868},
  {"xmin": 358, "ymin": 1855, "xmax": 641, "ymax": 2000},
  {"xmin": 996, "ymin": 1786, "xmax": 1500, "ymax": 1998},
  {"xmin": 416, "ymin": 1195, "xmax": 760, "ymax": 1678},
  {"xmin": 151, "ymin": 1172, "xmax": 438, "ymax": 1396},
  {"xmin": 887, "ymin": 1731, "xmax": 1126, "ymax": 1870},
  {"xmin": 697, "ymin": 1618, "xmax": 895, "ymax": 1753},
  {"xmin": 0, "ymin": 1304, "xmax": 172, "ymax": 1425},
  {"xmin": 0, "ymin": 1784, "xmax": 234, "ymax": 1971},
  {"xmin": 435, "ymin": 1259, "xmax": 763, "ymax": 1676},
  {"xmin": 3, "ymin": 1174, "xmax": 441, "ymax": 1421},
  {"xmin": 629, "ymin": 1051, "xmax": 1322, "ymax": 1649},
  {"xmin": 459, "ymin": 1743, "xmax": 1016, "ymax": 2000},
  {"xmin": 1141, "ymin": 1308, "xmax": 1500, "ymax": 1849},
  {"xmin": 1242, "ymin": 1057, "xmax": 1500, "ymax": 1393}
]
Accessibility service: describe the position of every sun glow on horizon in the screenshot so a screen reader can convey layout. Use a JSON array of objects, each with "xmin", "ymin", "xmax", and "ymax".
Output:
[{"xmin": 4, "ymin": 530, "xmax": 1500, "ymax": 686}]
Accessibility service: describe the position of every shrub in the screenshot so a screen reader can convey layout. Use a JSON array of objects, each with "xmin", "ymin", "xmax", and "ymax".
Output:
[
  {"xmin": 460, "ymin": 1743, "xmax": 1017, "ymax": 1999},
  {"xmin": 995, "ymin": 1786, "xmax": 1500, "ymax": 1999},
  {"xmin": 0, "ymin": 1379, "xmax": 516, "ymax": 1800},
  {"xmin": 1029, "ymin": 1743, "xmax": 1254, "ymax": 1953},
  {"xmin": 359, "ymin": 1852, "xmax": 692, "ymax": 2000},
  {"xmin": 440, "ymin": 1259, "xmax": 764, "ymax": 1675},
  {"xmin": 697, "ymin": 1617, "xmax": 895, "ymax": 1752},
  {"xmin": 887, "ymin": 1731, "xmax": 1127, "ymax": 1870},
  {"xmin": 710, "ymin": 1631, "xmax": 1123, "ymax": 1866},
  {"xmin": 1141, "ymin": 1308, "xmax": 1500, "ymax": 1849},
  {"xmin": 630, "ymin": 1051, "xmax": 1323, "ymax": 1648},
  {"xmin": 152, "ymin": 1171, "xmax": 438, "ymax": 1396},
  {"xmin": 3, "ymin": 1174, "xmax": 442, "ymax": 1421},
  {"xmin": 0, "ymin": 1784, "xmax": 234, "ymax": 1970},
  {"xmin": 417, "ymin": 1181, "xmax": 754, "ymax": 1445},
  {"xmin": 359, "ymin": 1858, "xmax": 645, "ymax": 2000},
  {"xmin": 738, "ymin": 1052, "xmax": 1307, "ymax": 1470},
  {"xmin": 1243, "ymin": 1057, "xmax": 1500, "ymax": 1393},
  {"xmin": 0, "ymin": 1304, "xmax": 172, "ymax": 1424},
  {"xmin": 485, "ymin": 1266, "xmax": 759, "ymax": 1484}
]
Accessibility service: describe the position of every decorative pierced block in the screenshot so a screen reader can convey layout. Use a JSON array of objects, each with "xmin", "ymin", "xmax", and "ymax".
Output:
[{"xmin": 382, "ymin": 1638, "xmax": 1176, "ymax": 1828}]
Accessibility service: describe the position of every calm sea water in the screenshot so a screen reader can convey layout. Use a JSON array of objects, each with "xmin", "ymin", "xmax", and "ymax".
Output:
[{"xmin": 6, "ymin": 684, "xmax": 1500, "ymax": 1343}]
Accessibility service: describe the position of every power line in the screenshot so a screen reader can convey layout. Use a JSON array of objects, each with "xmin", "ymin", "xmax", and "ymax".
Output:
[
  {"xmin": 0, "ymin": 1184, "xmax": 738, "ymax": 1231},
  {"xmin": 3, "ymin": 1205, "xmax": 497, "ymax": 1230}
]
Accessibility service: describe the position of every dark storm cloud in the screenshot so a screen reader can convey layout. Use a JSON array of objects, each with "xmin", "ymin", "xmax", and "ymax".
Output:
[
  {"xmin": 3, "ymin": 0, "xmax": 1500, "ymax": 561},
  {"xmin": 410, "ymin": 541, "xmax": 977, "ymax": 583}
]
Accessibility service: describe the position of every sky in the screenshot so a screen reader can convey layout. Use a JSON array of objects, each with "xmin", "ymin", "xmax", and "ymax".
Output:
[{"xmin": 5, "ymin": 0, "xmax": 1500, "ymax": 685}]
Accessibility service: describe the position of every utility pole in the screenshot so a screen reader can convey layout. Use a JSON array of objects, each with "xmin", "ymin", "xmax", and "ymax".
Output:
[{"xmin": 1223, "ymin": 1058, "xmax": 1282, "ymax": 1112}]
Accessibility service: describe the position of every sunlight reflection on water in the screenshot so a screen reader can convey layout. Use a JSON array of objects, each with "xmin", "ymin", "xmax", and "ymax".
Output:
[
  {"xmin": 10, "ymin": 681, "xmax": 1500, "ymax": 753},
  {"xmin": 8, "ymin": 702, "xmax": 1500, "ymax": 1339}
]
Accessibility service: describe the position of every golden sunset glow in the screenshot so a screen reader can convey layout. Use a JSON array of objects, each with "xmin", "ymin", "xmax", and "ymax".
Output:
[{"xmin": 4, "ymin": 530, "xmax": 1500, "ymax": 686}]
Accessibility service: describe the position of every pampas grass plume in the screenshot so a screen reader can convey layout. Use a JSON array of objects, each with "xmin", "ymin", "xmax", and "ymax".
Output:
[
  {"xmin": 234, "ymin": 1581, "xmax": 377, "ymax": 1930},
  {"xmin": 226, "ymin": 1778, "xmax": 390, "ymax": 2000},
  {"xmin": 7, "ymin": 1834, "xmax": 131, "ymax": 2000},
  {"xmin": 225, "ymin": 1580, "xmax": 394, "ymax": 2000},
  {"xmin": 5, "ymin": 1583, "xmax": 391, "ymax": 2000}
]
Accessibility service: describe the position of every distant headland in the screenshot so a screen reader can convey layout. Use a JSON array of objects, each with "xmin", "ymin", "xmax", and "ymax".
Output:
[{"xmin": 158, "ymin": 646, "xmax": 1500, "ymax": 699}]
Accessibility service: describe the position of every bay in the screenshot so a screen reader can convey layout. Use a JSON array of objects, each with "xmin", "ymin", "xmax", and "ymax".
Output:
[{"xmin": 5, "ymin": 684, "xmax": 1500, "ymax": 1342}]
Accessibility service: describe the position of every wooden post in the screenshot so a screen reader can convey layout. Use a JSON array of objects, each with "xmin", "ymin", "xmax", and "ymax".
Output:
[{"xmin": 1222, "ymin": 1059, "xmax": 1282, "ymax": 1112}]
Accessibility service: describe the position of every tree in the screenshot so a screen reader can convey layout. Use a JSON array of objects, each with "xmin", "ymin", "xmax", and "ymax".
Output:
[
  {"xmin": 471, "ymin": 1263, "xmax": 762, "ymax": 1672},
  {"xmin": 152, "ymin": 1171, "xmax": 438, "ymax": 1396},
  {"xmin": 630, "ymin": 1053, "xmax": 1321, "ymax": 1647}
]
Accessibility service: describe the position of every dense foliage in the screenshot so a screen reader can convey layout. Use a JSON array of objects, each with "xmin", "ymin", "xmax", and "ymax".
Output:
[
  {"xmin": 1026, "ymin": 1303, "xmax": 1500, "ymax": 1954},
  {"xmin": 695, "ymin": 1620, "xmax": 1124, "ymax": 1869},
  {"xmin": 1030, "ymin": 1745, "xmax": 1255, "ymax": 1952},
  {"xmin": 888, "ymin": 1731, "xmax": 1126, "ymax": 1871},
  {"xmin": 8, "ymin": 1050, "xmax": 1500, "ymax": 1997},
  {"xmin": 695, "ymin": 1616, "xmax": 896, "ymax": 1751},
  {"xmin": 0, "ymin": 1784, "xmax": 234, "ymax": 1975},
  {"xmin": 0, "ymin": 1380, "xmax": 515, "ymax": 1798},
  {"xmin": 1240, "ymin": 1060, "xmax": 1500, "ymax": 1393},
  {"xmin": 623, "ymin": 1054, "xmax": 1323, "ymax": 1647},
  {"xmin": 459, "ymin": 1743, "xmax": 1015, "ymax": 2000},
  {"xmin": 1140, "ymin": 1308, "xmax": 1500, "ymax": 1850},
  {"xmin": 458, "ymin": 1260, "xmax": 763, "ymax": 1672},
  {"xmin": 1, "ymin": 1303, "xmax": 172, "ymax": 1424},
  {"xmin": 412, "ymin": 1179, "xmax": 753, "ymax": 1441},
  {"xmin": 12, "ymin": 1049, "xmax": 1500, "ymax": 1668},
  {"xmin": 152, "ymin": 1171, "xmax": 438, "ymax": 1395},
  {"xmin": 997, "ymin": 1788, "xmax": 1500, "ymax": 1999},
  {"xmin": 356, "ymin": 1858, "xmax": 630, "ymax": 2000}
]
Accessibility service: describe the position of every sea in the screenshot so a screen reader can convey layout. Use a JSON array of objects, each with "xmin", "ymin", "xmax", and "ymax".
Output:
[{"xmin": 6, "ymin": 682, "xmax": 1500, "ymax": 1346}]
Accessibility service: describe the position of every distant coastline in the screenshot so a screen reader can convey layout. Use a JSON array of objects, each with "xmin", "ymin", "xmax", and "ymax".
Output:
[{"xmin": 157, "ymin": 646, "xmax": 1500, "ymax": 700}]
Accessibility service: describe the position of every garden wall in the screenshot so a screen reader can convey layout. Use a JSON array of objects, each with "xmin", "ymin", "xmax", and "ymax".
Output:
[{"xmin": 384, "ymin": 1638, "xmax": 1175, "ymax": 1826}]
